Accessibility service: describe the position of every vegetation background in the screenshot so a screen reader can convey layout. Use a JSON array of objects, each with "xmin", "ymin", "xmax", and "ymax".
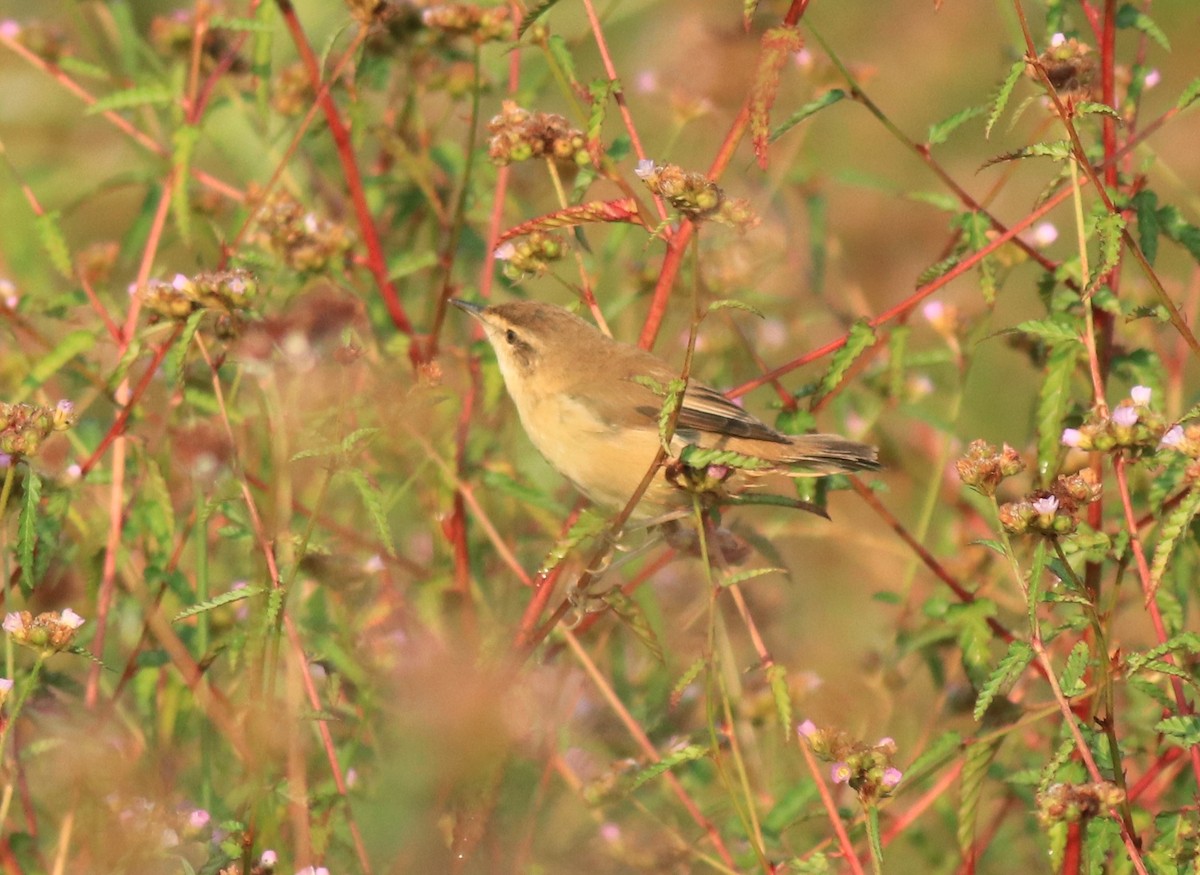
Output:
[{"xmin": 0, "ymin": 0, "xmax": 1199, "ymax": 872}]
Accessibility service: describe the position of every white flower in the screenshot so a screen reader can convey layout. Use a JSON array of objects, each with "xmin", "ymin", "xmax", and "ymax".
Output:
[
  {"xmin": 1032, "ymin": 221, "xmax": 1058, "ymax": 247},
  {"xmin": 60, "ymin": 608, "xmax": 85, "ymax": 629},
  {"xmin": 1031, "ymin": 495, "xmax": 1059, "ymax": 516},
  {"xmin": 172, "ymin": 273, "xmax": 190, "ymax": 291},
  {"xmin": 2, "ymin": 613, "xmax": 23, "ymax": 635},
  {"xmin": 1131, "ymin": 385, "xmax": 1152, "ymax": 405},
  {"xmin": 1144, "ymin": 69, "xmax": 1161, "ymax": 89},
  {"xmin": 1161, "ymin": 425, "xmax": 1185, "ymax": 449},
  {"xmin": 493, "ymin": 242, "xmax": 516, "ymax": 261},
  {"xmin": 634, "ymin": 158, "xmax": 657, "ymax": 179},
  {"xmin": 1111, "ymin": 405, "xmax": 1139, "ymax": 427},
  {"xmin": 1050, "ymin": 32, "xmax": 1066, "ymax": 47}
]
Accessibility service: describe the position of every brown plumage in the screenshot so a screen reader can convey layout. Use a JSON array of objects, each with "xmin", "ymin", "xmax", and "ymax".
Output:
[{"xmin": 454, "ymin": 300, "xmax": 880, "ymax": 518}]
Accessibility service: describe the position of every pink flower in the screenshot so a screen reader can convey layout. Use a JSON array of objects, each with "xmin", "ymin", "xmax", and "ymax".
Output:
[
  {"xmin": 1061, "ymin": 428, "xmax": 1083, "ymax": 448},
  {"xmin": 1130, "ymin": 385, "xmax": 1152, "ymax": 405},
  {"xmin": 1111, "ymin": 405, "xmax": 1139, "ymax": 427},
  {"xmin": 881, "ymin": 767, "xmax": 903, "ymax": 789},
  {"xmin": 831, "ymin": 762, "xmax": 852, "ymax": 784},
  {"xmin": 1161, "ymin": 425, "xmax": 1185, "ymax": 449}
]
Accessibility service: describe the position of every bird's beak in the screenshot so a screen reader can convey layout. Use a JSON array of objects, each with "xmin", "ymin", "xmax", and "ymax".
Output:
[{"xmin": 450, "ymin": 298, "xmax": 485, "ymax": 318}]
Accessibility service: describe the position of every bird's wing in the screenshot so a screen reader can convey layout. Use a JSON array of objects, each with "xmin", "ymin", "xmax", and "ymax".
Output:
[{"xmin": 674, "ymin": 383, "xmax": 787, "ymax": 443}]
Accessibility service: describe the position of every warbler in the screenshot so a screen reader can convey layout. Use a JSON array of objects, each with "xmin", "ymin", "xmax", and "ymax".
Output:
[{"xmin": 453, "ymin": 299, "xmax": 879, "ymax": 520}]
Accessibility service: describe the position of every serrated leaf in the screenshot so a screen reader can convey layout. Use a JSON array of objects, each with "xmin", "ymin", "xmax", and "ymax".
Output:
[
  {"xmin": 518, "ymin": 0, "xmax": 566, "ymax": 38},
  {"xmin": 1156, "ymin": 715, "xmax": 1200, "ymax": 748},
  {"xmin": 958, "ymin": 737, "xmax": 1002, "ymax": 854},
  {"xmin": 721, "ymin": 567, "xmax": 785, "ymax": 587},
  {"xmin": 981, "ymin": 140, "xmax": 1072, "ymax": 168},
  {"xmin": 20, "ymin": 330, "xmax": 95, "ymax": 397},
  {"xmin": 34, "ymin": 210, "xmax": 73, "ymax": 279},
  {"xmin": 986, "ymin": 60, "xmax": 1026, "ymax": 139},
  {"xmin": 928, "ymin": 105, "xmax": 986, "ymax": 146},
  {"xmin": 970, "ymin": 538, "xmax": 1008, "ymax": 556},
  {"xmin": 1014, "ymin": 316, "xmax": 1080, "ymax": 344},
  {"xmin": 677, "ymin": 445, "xmax": 771, "ymax": 471},
  {"xmin": 816, "ymin": 320, "xmax": 876, "ymax": 401},
  {"xmin": 766, "ymin": 663, "xmax": 792, "ymax": 739},
  {"xmin": 1115, "ymin": 5, "xmax": 1170, "ymax": 51},
  {"xmin": 586, "ymin": 79, "xmax": 616, "ymax": 146},
  {"xmin": 604, "ymin": 590, "xmax": 663, "ymax": 663},
  {"xmin": 750, "ymin": 25, "xmax": 804, "ymax": 169},
  {"xmin": 904, "ymin": 731, "xmax": 963, "ymax": 785},
  {"xmin": 769, "ymin": 89, "xmax": 847, "ymax": 143},
  {"xmin": 341, "ymin": 468, "xmax": 395, "ymax": 556},
  {"xmin": 1177, "ymin": 77, "xmax": 1200, "ymax": 112},
  {"xmin": 670, "ymin": 656, "xmax": 707, "ymax": 708},
  {"xmin": 174, "ymin": 586, "xmax": 266, "ymax": 621},
  {"xmin": 172, "ymin": 125, "xmax": 199, "ymax": 243},
  {"xmin": 1126, "ymin": 631, "xmax": 1200, "ymax": 673},
  {"xmin": 917, "ymin": 254, "xmax": 960, "ymax": 286},
  {"xmin": 1074, "ymin": 101, "xmax": 1120, "ymax": 119},
  {"xmin": 1058, "ymin": 640, "xmax": 1091, "ymax": 697},
  {"xmin": 86, "ymin": 83, "xmax": 174, "ymax": 115},
  {"xmin": 628, "ymin": 744, "xmax": 708, "ymax": 790},
  {"xmin": 706, "ymin": 299, "xmax": 764, "ymax": 319},
  {"xmin": 1132, "ymin": 189, "xmax": 1160, "ymax": 265},
  {"xmin": 1088, "ymin": 212, "xmax": 1126, "ymax": 291},
  {"xmin": 1149, "ymin": 487, "xmax": 1200, "ymax": 594},
  {"xmin": 1036, "ymin": 343, "xmax": 1080, "ymax": 484},
  {"xmin": 18, "ymin": 469, "xmax": 41, "ymax": 593},
  {"xmin": 340, "ymin": 427, "xmax": 381, "ymax": 453},
  {"xmin": 974, "ymin": 640, "xmax": 1034, "ymax": 721},
  {"xmin": 545, "ymin": 33, "xmax": 577, "ymax": 85},
  {"xmin": 165, "ymin": 307, "xmax": 206, "ymax": 390},
  {"xmin": 540, "ymin": 509, "xmax": 607, "ymax": 573}
]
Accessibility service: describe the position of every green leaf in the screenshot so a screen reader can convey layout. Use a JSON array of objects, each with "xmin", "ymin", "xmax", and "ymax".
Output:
[
  {"xmin": 34, "ymin": 210, "xmax": 73, "ymax": 279},
  {"xmin": 545, "ymin": 33, "xmax": 577, "ymax": 85},
  {"xmin": 1133, "ymin": 189, "xmax": 1160, "ymax": 265},
  {"xmin": 677, "ymin": 444, "xmax": 771, "ymax": 471},
  {"xmin": 518, "ymin": 0, "xmax": 567, "ymax": 38},
  {"xmin": 18, "ymin": 469, "xmax": 42, "ymax": 593},
  {"xmin": 1074, "ymin": 101, "xmax": 1120, "ymax": 119},
  {"xmin": 1058, "ymin": 640, "xmax": 1091, "ymax": 697},
  {"xmin": 974, "ymin": 640, "xmax": 1033, "ymax": 721},
  {"xmin": 166, "ymin": 309, "xmax": 207, "ymax": 390},
  {"xmin": 958, "ymin": 737, "xmax": 1003, "ymax": 854},
  {"xmin": 927, "ymin": 105, "xmax": 986, "ymax": 146},
  {"xmin": 904, "ymin": 731, "xmax": 963, "ymax": 786},
  {"xmin": 982, "ymin": 140, "xmax": 1072, "ymax": 167},
  {"xmin": 917, "ymin": 254, "xmax": 960, "ymax": 286},
  {"xmin": 1149, "ymin": 488, "xmax": 1200, "ymax": 595},
  {"xmin": 603, "ymin": 589, "xmax": 664, "ymax": 663},
  {"xmin": 721, "ymin": 567, "xmax": 785, "ymax": 587},
  {"xmin": 706, "ymin": 299, "xmax": 764, "ymax": 319},
  {"xmin": 1177, "ymin": 77, "xmax": 1200, "ymax": 112},
  {"xmin": 1088, "ymin": 212, "xmax": 1125, "ymax": 291},
  {"xmin": 540, "ymin": 509, "xmax": 607, "ymax": 573},
  {"xmin": 1156, "ymin": 715, "xmax": 1200, "ymax": 748},
  {"xmin": 341, "ymin": 468, "xmax": 396, "ymax": 556},
  {"xmin": 1115, "ymin": 5, "xmax": 1170, "ymax": 51},
  {"xmin": 815, "ymin": 320, "xmax": 876, "ymax": 401},
  {"xmin": 86, "ymin": 83, "xmax": 174, "ymax": 115},
  {"xmin": 670, "ymin": 656, "xmax": 707, "ymax": 708},
  {"xmin": 766, "ymin": 663, "xmax": 793, "ymax": 739},
  {"xmin": 970, "ymin": 538, "xmax": 1008, "ymax": 557},
  {"xmin": 628, "ymin": 743, "xmax": 709, "ymax": 790},
  {"xmin": 586, "ymin": 79, "xmax": 617, "ymax": 145},
  {"xmin": 1014, "ymin": 316, "xmax": 1080, "ymax": 345},
  {"xmin": 769, "ymin": 89, "xmax": 846, "ymax": 144},
  {"xmin": 19, "ymin": 330, "xmax": 95, "ymax": 398},
  {"xmin": 387, "ymin": 250, "xmax": 437, "ymax": 280},
  {"xmin": 174, "ymin": 586, "xmax": 266, "ymax": 621},
  {"xmin": 172, "ymin": 125, "xmax": 199, "ymax": 243},
  {"xmin": 986, "ymin": 60, "xmax": 1026, "ymax": 139},
  {"xmin": 1036, "ymin": 343, "xmax": 1080, "ymax": 484}
]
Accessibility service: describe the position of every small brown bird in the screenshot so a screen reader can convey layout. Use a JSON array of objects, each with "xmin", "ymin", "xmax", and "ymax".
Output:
[{"xmin": 453, "ymin": 299, "xmax": 879, "ymax": 520}]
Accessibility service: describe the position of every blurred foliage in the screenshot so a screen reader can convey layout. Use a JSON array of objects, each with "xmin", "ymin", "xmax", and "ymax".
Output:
[{"xmin": 0, "ymin": 0, "xmax": 1199, "ymax": 873}]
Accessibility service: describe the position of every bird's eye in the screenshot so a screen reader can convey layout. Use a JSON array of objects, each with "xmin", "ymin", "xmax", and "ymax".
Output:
[{"xmin": 505, "ymin": 329, "xmax": 517, "ymax": 344}]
